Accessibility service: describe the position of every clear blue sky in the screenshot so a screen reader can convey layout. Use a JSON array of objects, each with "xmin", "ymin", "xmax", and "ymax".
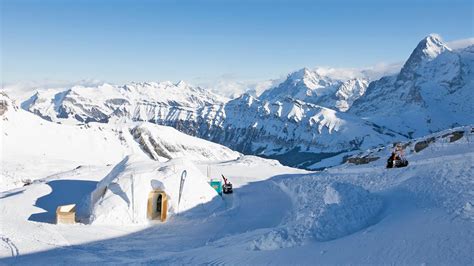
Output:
[{"xmin": 1, "ymin": 0, "xmax": 473, "ymax": 85}]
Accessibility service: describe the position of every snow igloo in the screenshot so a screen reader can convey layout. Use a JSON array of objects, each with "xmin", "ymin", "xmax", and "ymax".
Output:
[{"xmin": 89, "ymin": 155, "xmax": 221, "ymax": 225}]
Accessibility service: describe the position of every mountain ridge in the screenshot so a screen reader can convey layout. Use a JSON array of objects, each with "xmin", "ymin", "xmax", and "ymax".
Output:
[{"xmin": 15, "ymin": 34, "xmax": 474, "ymax": 169}]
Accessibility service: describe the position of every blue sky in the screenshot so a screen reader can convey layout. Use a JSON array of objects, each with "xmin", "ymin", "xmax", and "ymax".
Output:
[{"xmin": 1, "ymin": 0, "xmax": 473, "ymax": 86}]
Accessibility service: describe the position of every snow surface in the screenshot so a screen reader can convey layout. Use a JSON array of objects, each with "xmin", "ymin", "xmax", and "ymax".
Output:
[{"xmin": 0, "ymin": 124, "xmax": 472, "ymax": 264}]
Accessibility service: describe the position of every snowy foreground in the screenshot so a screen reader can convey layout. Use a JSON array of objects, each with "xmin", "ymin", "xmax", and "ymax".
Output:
[
  {"xmin": 1, "ymin": 93, "xmax": 473, "ymax": 264},
  {"xmin": 1, "ymin": 140, "xmax": 473, "ymax": 263}
]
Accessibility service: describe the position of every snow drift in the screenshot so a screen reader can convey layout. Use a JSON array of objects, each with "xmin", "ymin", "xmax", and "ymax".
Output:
[
  {"xmin": 254, "ymin": 182, "xmax": 383, "ymax": 250},
  {"xmin": 90, "ymin": 155, "xmax": 222, "ymax": 225}
]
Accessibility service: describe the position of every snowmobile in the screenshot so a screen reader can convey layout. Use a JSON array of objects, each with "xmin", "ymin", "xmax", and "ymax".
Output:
[
  {"xmin": 386, "ymin": 152, "xmax": 409, "ymax": 168},
  {"xmin": 221, "ymin": 175, "xmax": 233, "ymax": 194}
]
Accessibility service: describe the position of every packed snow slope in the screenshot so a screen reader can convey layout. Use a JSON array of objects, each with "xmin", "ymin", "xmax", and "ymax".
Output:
[
  {"xmin": 0, "ymin": 92, "xmax": 239, "ymax": 191},
  {"xmin": 20, "ymin": 34, "xmax": 474, "ymax": 169},
  {"xmin": 0, "ymin": 126, "xmax": 472, "ymax": 264}
]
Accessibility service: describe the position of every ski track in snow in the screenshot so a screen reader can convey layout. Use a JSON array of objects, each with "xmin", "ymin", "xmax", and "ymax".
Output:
[{"xmin": 0, "ymin": 236, "xmax": 19, "ymax": 258}]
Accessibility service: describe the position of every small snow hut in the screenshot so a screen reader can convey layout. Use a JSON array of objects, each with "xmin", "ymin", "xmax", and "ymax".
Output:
[
  {"xmin": 89, "ymin": 156, "xmax": 222, "ymax": 225},
  {"xmin": 147, "ymin": 190, "xmax": 168, "ymax": 222},
  {"xmin": 56, "ymin": 204, "xmax": 76, "ymax": 224}
]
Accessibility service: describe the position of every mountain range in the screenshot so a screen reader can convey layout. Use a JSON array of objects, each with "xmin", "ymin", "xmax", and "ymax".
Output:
[{"xmin": 17, "ymin": 34, "xmax": 474, "ymax": 169}]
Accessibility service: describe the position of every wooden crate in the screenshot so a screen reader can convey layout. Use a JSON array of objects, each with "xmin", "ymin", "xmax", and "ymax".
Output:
[{"xmin": 56, "ymin": 204, "xmax": 76, "ymax": 224}]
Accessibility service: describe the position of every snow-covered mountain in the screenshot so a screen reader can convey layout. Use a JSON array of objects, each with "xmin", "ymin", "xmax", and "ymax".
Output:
[
  {"xmin": 214, "ymin": 94, "xmax": 400, "ymax": 168},
  {"xmin": 22, "ymin": 78, "xmax": 396, "ymax": 168},
  {"xmin": 23, "ymin": 84, "xmax": 402, "ymax": 168},
  {"xmin": 23, "ymin": 81, "xmax": 226, "ymax": 125},
  {"xmin": 0, "ymin": 92, "xmax": 239, "ymax": 190},
  {"xmin": 350, "ymin": 34, "xmax": 474, "ymax": 137},
  {"xmin": 259, "ymin": 68, "xmax": 369, "ymax": 112},
  {"xmin": 19, "ymin": 34, "xmax": 474, "ymax": 169}
]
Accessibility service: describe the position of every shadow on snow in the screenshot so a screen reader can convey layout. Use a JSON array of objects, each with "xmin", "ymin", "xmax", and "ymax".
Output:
[
  {"xmin": 28, "ymin": 180, "xmax": 98, "ymax": 224},
  {"xmin": 4, "ymin": 173, "xmax": 300, "ymax": 264}
]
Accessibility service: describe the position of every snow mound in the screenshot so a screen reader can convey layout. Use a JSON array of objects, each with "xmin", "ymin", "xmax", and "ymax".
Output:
[
  {"xmin": 254, "ymin": 182, "xmax": 383, "ymax": 250},
  {"xmin": 90, "ymin": 155, "xmax": 221, "ymax": 225}
]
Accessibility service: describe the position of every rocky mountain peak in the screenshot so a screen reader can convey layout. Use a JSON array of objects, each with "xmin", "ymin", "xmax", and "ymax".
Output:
[
  {"xmin": 175, "ymin": 80, "xmax": 189, "ymax": 88},
  {"xmin": 420, "ymin": 34, "xmax": 451, "ymax": 58},
  {"xmin": 398, "ymin": 34, "xmax": 451, "ymax": 81},
  {"xmin": 288, "ymin": 68, "xmax": 312, "ymax": 80}
]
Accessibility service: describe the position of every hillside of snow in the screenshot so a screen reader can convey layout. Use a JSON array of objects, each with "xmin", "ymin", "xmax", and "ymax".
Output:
[
  {"xmin": 308, "ymin": 125, "xmax": 473, "ymax": 170},
  {"xmin": 255, "ymin": 127, "xmax": 474, "ymax": 252},
  {"xmin": 0, "ymin": 125, "xmax": 472, "ymax": 264}
]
